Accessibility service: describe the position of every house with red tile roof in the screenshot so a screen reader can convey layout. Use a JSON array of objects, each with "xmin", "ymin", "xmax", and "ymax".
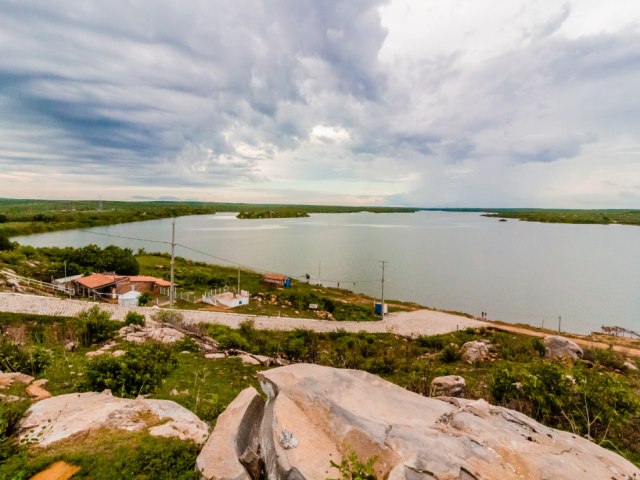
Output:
[{"xmin": 73, "ymin": 273, "xmax": 173, "ymax": 300}]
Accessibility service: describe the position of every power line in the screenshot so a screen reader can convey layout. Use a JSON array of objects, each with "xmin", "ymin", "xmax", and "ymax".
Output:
[
  {"xmin": 73, "ymin": 228, "xmax": 380, "ymax": 286},
  {"xmin": 77, "ymin": 229, "xmax": 172, "ymax": 245}
]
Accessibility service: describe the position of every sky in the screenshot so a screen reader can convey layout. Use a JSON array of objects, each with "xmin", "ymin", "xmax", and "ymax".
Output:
[{"xmin": 0, "ymin": 0, "xmax": 639, "ymax": 207}]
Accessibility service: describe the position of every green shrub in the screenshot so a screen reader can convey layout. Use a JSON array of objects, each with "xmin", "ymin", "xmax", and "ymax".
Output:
[
  {"xmin": 416, "ymin": 335, "xmax": 445, "ymax": 350},
  {"xmin": 83, "ymin": 342, "xmax": 177, "ymax": 397},
  {"xmin": 151, "ymin": 310, "xmax": 184, "ymax": 326},
  {"xmin": 0, "ymin": 339, "xmax": 51, "ymax": 375},
  {"xmin": 531, "ymin": 338, "xmax": 546, "ymax": 357},
  {"xmin": 582, "ymin": 346, "xmax": 626, "ymax": 370},
  {"xmin": 328, "ymin": 451, "xmax": 378, "ymax": 480},
  {"xmin": 137, "ymin": 292, "xmax": 151, "ymax": 306},
  {"xmin": 72, "ymin": 306, "xmax": 120, "ymax": 347},
  {"xmin": 490, "ymin": 361, "xmax": 640, "ymax": 444},
  {"xmin": 440, "ymin": 345, "xmax": 461, "ymax": 363},
  {"xmin": 172, "ymin": 337, "xmax": 200, "ymax": 353},
  {"xmin": 0, "ymin": 399, "xmax": 30, "ymax": 463},
  {"xmin": 124, "ymin": 311, "xmax": 146, "ymax": 327}
]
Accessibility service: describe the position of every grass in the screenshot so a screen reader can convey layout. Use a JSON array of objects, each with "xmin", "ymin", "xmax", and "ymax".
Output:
[{"xmin": 2, "ymin": 308, "xmax": 640, "ymax": 474}]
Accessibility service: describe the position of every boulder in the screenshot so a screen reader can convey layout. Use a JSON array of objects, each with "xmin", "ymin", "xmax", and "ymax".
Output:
[
  {"xmin": 0, "ymin": 372, "xmax": 34, "ymax": 387},
  {"xmin": 205, "ymin": 353, "xmax": 227, "ymax": 360},
  {"xmin": 239, "ymin": 354, "xmax": 262, "ymax": 366},
  {"xmin": 624, "ymin": 361, "xmax": 638, "ymax": 371},
  {"xmin": 544, "ymin": 335, "xmax": 583, "ymax": 360},
  {"xmin": 430, "ymin": 375, "xmax": 465, "ymax": 397},
  {"xmin": 26, "ymin": 378, "xmax": 52, "ymax": 401},
  {"xmin": 118, "ymin": 320, "xmax": 185, "ymax": 344},
  {"xmin": 201, "ymin": 364, "xmax": 638, "ymax": 480},
  {"xmin": 461, "ymin": 340, "xmax": 490, "ymax": 363},
  {"xmin": 196, "ymin": 387, "xmax": 265, "ymax": 480},
  {"xmin": 18, "ymin": 391, "xmax": 209, "ymax": 447},
  {"xmin": 64, "ymin": 341, "xmax": 77, "ymax": 352}
]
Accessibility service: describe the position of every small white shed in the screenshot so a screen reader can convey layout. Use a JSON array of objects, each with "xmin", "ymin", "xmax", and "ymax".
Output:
[{"xmin": 118, "ymin": 288, "xmax": 141, "ymax": 306}]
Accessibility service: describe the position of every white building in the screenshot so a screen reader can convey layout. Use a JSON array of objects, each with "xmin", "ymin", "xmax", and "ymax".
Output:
[
  {"xmin": 203, "ymin": 290, "xmax": 250, "ymax": 308},
  {"xmin": 118, "ymin": 286, "xmax": 142, "ymax": 306}
]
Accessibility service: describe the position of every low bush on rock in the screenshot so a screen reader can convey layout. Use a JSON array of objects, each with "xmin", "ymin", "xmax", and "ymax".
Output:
[
  {"xmin": 124, "ymin": 311, "xmax": 145, "ymax": 327},
  {"xmin": 151, "ymin": 309, "xmax": 185, "ymax": 326},
  {"xmin": 82, "ymin": 342, "xmax": 177, "ymax": 397}
]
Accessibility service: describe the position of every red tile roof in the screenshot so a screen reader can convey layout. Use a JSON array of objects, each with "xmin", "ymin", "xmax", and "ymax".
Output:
[
  {"xmin": 128, "ymin": 276, "xmax": 172, "ymax": 287},
  {"xmin": 76, "ymin": 273, "xmax": 122, "ymax": 289},
  {"xmin": 263, "ymin": 273, "xmax": 287, "ymax": 281}
]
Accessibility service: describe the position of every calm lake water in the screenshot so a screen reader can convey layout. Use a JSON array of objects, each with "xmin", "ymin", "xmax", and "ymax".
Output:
[{"xmin": 13, "ymin": 211, "xmax": 640, "ymax": 334}]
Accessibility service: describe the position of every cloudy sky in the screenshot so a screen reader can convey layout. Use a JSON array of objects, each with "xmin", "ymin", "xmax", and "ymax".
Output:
[{"xmin": 1, "ymin": 0, "xmax": 639, "ymax": 207}]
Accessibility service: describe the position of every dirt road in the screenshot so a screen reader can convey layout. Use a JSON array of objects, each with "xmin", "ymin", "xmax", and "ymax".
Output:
[{"xmin": 1, "ymin": 292, "xmax": 638, "ymax": 357}]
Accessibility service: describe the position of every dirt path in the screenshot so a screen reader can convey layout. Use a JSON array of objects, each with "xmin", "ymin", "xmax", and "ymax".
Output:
[
  {"xmin": 1, "ymin": 292, "xmax": 639, "ymax": 357},
  {"xmin": 483, "ymin": 321, "xmax": 640, "ymax": 358}
]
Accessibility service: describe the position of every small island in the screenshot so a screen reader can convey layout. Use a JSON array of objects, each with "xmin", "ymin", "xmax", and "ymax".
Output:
[{"xmin": 236, "ymin": 210, "xmax": 309, "ymax": 219}]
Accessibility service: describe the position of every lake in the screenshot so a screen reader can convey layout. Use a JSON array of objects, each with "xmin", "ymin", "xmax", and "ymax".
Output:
[{"xmin": 13, "ymin": 211, "xmax": 640, "ymax": 334}]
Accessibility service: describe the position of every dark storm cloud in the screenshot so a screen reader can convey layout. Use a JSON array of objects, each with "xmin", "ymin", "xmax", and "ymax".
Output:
[
  {"xmin": 1, "ymin": 0, "xmax": 639, "ymax": 206},
  {"xmin": 0, "ymin": 0, "xmax": 389, "ymax": 189}
]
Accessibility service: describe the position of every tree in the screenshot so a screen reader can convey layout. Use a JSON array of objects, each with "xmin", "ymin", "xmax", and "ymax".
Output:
[{"xmin": 0, "ymin": 233, "xmax": 13, "ymax": 251}]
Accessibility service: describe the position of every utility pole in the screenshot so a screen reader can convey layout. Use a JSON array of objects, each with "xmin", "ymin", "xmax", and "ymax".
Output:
[
  {"xmin": 558, "ymin": 315, "xmax": 562, "ymax": 333},
  {"xmin": 170, "ymin": 219, "xmax": 176, "ymax": 307},
  {"xmin": 237, "ymin": 266, "xmax": 240, "ymax": 294},
  {"xmin": 379, "ymin": 260, "xmax": 387, "ymax": 320}
]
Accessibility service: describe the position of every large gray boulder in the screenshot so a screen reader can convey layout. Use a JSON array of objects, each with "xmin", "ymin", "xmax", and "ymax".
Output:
[
  {"xmin": 544, "ymin": 335, "xmax": 583, "ymax": 360},
  {"xmin": 18, "ymin": 390, "xmax": 209, "ymax": 447},
  {"xmin": 196, "ymin": 387, "xmax": 265, "ymax": 480},
  {"xmin": 201, "ymin": 364, "xmax": 638, "ymax": 480}
]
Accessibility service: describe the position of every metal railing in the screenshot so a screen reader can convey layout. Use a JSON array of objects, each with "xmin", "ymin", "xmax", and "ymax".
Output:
[{"xmin": 2, "ymin": 271, "xmax": 75, "ymax": 296}]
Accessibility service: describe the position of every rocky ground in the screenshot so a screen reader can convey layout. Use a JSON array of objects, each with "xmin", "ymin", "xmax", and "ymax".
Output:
[{"xmin": 197, "ymin": 363, "xmax": 640, "ymax": 479}]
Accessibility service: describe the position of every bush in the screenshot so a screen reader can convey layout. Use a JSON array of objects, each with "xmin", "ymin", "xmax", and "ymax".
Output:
[
  {"xmin": 0, "ymin": 338, "xmax": 51, "ymax": 375},
  {"xmin": 0, "ymin": 233, "xmax": 13, "ymax": 251},
  {"xmin": 215, "ymin": 331, "xmax": 250, "ymax": 351},
  {"xmin": 151, "ymin": 310, "xmax": 184, "ymax": 326},
  {"xmin": 582, "ymin": 346, "xmax": 626, "ymax": 370},
  {"xmin": 124, "ymin": 311, "xmax": 146, "ymax": 327},
  {"xmin": 440, "ymin": 345, "xmax": 461, "ymax": 363},
  {"xmin": 83, "ymin": 342, "xmax": 177, "ymax": 397},
  {"xmin": 72, "ymin": 306, "xmax": 120, "ymax": 347},
  {"xmin": 138, "ymin": 292, "xmax": 151, "ymax": 307},
  {"xmin": 490, "ymin": 361, "xmax": 640, "ymax": 444},
  {"xmin": 0, "ymin": 399, "xmax": 30, "ymax": 463},
  {"xmin": 416, "ymin": 335, "xmax": 445, "ymax": 350},
  {"xmin": 531, "ymin": 338, "xmax": 546, "ymax": 357},
  {"xmin": 172, "ymin": 337, "xmax": 199, "ymax": 353}
]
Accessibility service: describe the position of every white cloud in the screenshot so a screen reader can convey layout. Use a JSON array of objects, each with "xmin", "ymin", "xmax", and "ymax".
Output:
[{"xmin": 0, "ymin": 0, "xmax": 638, "ymax": 206}]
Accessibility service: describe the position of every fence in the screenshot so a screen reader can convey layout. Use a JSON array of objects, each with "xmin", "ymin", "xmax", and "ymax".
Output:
[{"xmin": 2, "ymin": 271, "xmax": 75, "ymax": 296}]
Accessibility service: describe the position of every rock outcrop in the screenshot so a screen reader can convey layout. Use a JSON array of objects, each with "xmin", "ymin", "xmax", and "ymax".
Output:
[
  {"xmin": 18, "ymin": 390, "xmax": 209, "ymax": 447},
  {"xmin": 430, "ymin": 375, "xmax": 465, "ymax": 397},
  {"xmin": 460, "ymin": 340, "xmax": 491, "ymax": 363},
  {"xmin": 544, "ymin": 335, "xmax": 583, "ymax": 360},
  {"xmin": 196, "ymin": 364, "xmax": 639, "ymax": 480},
  {"xmin": 196, "ymin": 387, "xmax": 265, "ymax": 480},
  {"xmin": 118, "ymin": 321, "xmax": 186, "ymax": 344}
]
